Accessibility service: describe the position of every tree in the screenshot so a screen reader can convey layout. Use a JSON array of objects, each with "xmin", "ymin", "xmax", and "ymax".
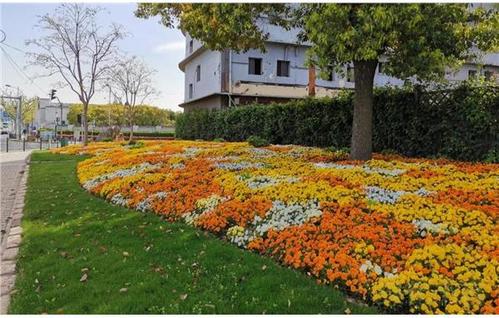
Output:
[
  {"xmin": 0, "ymin": 90, "xmax": 37, "ymax": 125},
  {"xmin": 136, "ymin": 3, "xmax": 497, "ymax": 160},
  {"xmin": 105, "ymin": 56, "xmax": 158, "ymax": 140},
  {"xmin": 298, "ymin": 4, "xmax": 498, "ymax": 159},
  {"xmin": 68, "ymin": 103, "xmax": 175, "ymax": 127},
  {"xmin": 68, "ymin": 103, "xmax": 125, "ymax": 127},
  {"xmin": 26, "ymin": 4, "xmax": 125, "ymax": 145}
]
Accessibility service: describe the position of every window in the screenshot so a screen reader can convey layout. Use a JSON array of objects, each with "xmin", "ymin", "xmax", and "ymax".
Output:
[
  {"xmin": 196, "ymin": 65, "xmax": 201, "ymax": 82},
  {"xmin": 484, "ymin": 70, "xmax": 493, "ymax": 81},
  {"xmin": 325, "ymin": 65, "xmax": 334, "ymax": 81},
  {"xmin": 468, "ymin": 70, "xmax": 477, "ymax": 79},
  {"xmin": 188, "ymin": 84, "xmax": 193, "ymax": 99},
  {"xmin": 378, "ymin": 62, "xmax": 385, "ymax": 74},
  {"xmin": 347, "ymin": 66, "xmax": 355, "ymax": 82},
  {"xmin": 189, "ymin": 40, "xmax": 193, "ymax": 53},
  {"xmin": 248, "ymin": 58, "xmax": 262, "ymax": 75},
  {"xmin": 277, "ymin": 60, "xmax": 290, "ymax": 77}
]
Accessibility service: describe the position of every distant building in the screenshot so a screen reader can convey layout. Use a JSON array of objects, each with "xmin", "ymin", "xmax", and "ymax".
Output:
[
  {"xmin": 179, "ymin": 6, "xmax": 499, "ymax": 111},
  {"xmin": 34, "ymin": 98, "xmax": 71, "ymax": 129}
]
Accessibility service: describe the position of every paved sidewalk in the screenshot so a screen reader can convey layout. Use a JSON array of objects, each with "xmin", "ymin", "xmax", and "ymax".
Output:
[
  {"xmin": 0, "ymin": 151, "xmax": 31, "ymax": 314},
  {"xmin": 1, "ymin": 151, "xmax": 31, "ymax": 243}
]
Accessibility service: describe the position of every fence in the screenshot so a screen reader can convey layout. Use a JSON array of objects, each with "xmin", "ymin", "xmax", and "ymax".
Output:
[{"xmin": 0, "ymin": 137, "xmax": 79, "ymax": 153}]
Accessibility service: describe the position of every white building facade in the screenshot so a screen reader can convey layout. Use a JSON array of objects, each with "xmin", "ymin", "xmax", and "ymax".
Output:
[
  {"xmin": 34, "ymin": 98, "xmax": 71, "ymax": 129},
  {"xmin": 179, "ymin": 15, "xmax": 499, "ymax": 111}
]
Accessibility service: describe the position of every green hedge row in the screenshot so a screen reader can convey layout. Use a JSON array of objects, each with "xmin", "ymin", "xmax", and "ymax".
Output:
[
  {"xmin": 176, "ymin": 84, "xmax": 498, "ymax": 162},
  {"xmin": 132, "ymin": 131, "xmax": 175, "ymax": 137}
]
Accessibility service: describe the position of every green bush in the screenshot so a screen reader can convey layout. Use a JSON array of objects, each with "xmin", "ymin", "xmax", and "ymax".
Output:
[
  {"xmin": 176, "ymin": 83, "xmax": 498, "ymax": 162},
  {"xmin": 247, "ymin": 135, "xmax": 270, "ymax": 147},
  {"xmin": 133, "ymin": 131, "xmax": 175, "ymax": 138}
]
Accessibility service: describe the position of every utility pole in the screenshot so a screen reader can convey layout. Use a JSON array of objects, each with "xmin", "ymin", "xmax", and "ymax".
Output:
[{"xmin": 2, "ymin": 84, "xmax": 22, "ymax": 139}]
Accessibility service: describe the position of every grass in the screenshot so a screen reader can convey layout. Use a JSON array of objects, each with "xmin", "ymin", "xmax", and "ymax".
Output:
[{"xmin": 9, "ymin": 152, "xmax": 377, "ymax": 314}]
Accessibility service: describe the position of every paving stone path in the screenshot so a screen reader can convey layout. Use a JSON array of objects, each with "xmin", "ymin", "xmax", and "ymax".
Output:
[{"xmin": 0, "ymin": 151, "xmax": 31, "ymax": 314}]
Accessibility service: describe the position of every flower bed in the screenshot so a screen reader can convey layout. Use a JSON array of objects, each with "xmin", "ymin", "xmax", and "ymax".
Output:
[{"xmin": 52, "ymin": 140, "xmax": 499, "ymax": 314}]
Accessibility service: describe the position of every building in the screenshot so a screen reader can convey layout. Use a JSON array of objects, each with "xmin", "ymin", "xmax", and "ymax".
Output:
[
  {"xmin": 178, "ymin": 13, "xmax": 499, "ymax": 111},
  {"xmin": 34, "ymin": 98, "xmax": 71, "ymax": 129}
]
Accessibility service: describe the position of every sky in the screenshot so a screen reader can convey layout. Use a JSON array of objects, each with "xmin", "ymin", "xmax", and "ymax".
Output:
[{"xmin": 0, "ymin": 3, "xmax": 186, "ymax": 111}]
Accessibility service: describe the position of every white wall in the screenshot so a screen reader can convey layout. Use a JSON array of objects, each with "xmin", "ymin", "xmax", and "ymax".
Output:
[
  {"xmin": 184, "ymin": 33, "xmax": 204, "ymax": 57},
  {"xmin": 231, "ymin": 43, "xmax": 357, "ymax": 89},
  {"xmin": 34, "ymin": 98, "xmax": 70, "ymax": 129},
  {"xmin": 183, "ymin": 50, "xmax": 222, "ymax": 101}
]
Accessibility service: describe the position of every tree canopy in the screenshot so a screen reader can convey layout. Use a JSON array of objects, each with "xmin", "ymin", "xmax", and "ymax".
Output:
[
  {"xmin": 67, "ymin": 103, "xmax": 176, "ymax": 128},
  {"xmin": 136, "ymin": 3, "xmax": 498, "ymax": 159},
  {"xmin": 136, "ymin": 3, "xmax": 289, "ymax": 52},
  {"xmin": 299, "ymin": 4, "xmax": 498, "ymax": 82},
  {"xmin": 27, "ymin": 4, "xmax": 126, "ymax": 144}
]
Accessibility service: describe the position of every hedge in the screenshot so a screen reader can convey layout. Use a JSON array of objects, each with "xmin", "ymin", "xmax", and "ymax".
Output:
[
  {"xmin": 132, "ymin": 131, "xmax": 175, "ymax": 137},
  {"xmin": 176, "ymin": 83, "xmax": 498, "ymax": 162}
]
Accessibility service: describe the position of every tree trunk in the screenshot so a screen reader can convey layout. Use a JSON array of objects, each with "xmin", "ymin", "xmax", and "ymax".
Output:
[
  {"xmin": 82, "ymin": 102, "xmax": 89, "ymax": 146},
  {"xmin": 129, "ymin": 122, "xmax": 134, "ymax": 142},
  {"xmin": 350, "ymin": 60, "xmax": 378, "ymax": 161}
]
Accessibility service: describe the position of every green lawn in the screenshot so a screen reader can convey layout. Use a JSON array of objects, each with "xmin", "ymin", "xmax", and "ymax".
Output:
[{"xmin": 9, "ymin": 152, "xmax": 376, "ymax": 314}]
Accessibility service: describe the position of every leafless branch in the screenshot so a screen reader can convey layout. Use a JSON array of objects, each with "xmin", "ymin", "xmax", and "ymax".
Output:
[{"xmin": 25, "ymin": 3, "xmax": 126, "ymax": 144}]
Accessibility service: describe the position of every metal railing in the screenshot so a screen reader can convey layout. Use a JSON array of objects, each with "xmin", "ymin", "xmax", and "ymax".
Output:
[{"xmin": 0, "ymin": 137, "xmax": 80, "ymax": 153}]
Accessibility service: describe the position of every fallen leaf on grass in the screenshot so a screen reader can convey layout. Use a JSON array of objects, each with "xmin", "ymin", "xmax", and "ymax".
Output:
[
  {"xmin": 80, "ymin": 273, "xmax": 88, "ymax": 282},
  {"xmin": 180, "ymin": 294, "xmax": 188, "ymax": 301},
  {"xmin": 344, "ymin": 308, "xmax": 351, "ymax": 314},
  {"xmin": 261, "ymin": 265, "xmax": 267, "ymax": 271},
  {"xmin": 119, "ymin": 288, "xmax": 128, "ymax": 293}
]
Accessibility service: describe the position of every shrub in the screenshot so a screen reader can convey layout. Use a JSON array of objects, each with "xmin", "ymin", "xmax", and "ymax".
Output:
[
  {"xmin": 247, "ymin": 135, "xmax": 270, "ymax": 147},
  {"xmin": 132, "ymin": 131, "xmax": 175, "ymax": 138},
  {"xmin": 176, "ymin": 83, "xmax": 498, "ymax": 161}
]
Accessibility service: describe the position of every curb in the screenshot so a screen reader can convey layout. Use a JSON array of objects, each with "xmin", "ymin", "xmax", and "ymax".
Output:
[{"xmin": 0, "ymin": 154, "xmax": 30, "ymax": 314}]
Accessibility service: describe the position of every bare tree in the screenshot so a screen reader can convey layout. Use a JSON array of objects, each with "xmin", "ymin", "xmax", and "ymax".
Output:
[
  {"xmin": 26, "ymin": 4, "xmax": 125, "ymax": 145},
  {"xmin": 105, "ymin": 56, "xmax": 158, "ymax": 141}
]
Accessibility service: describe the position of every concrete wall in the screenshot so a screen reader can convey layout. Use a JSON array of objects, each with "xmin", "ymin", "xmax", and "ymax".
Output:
[
  {"xmin": 230, "ymin": 43, "xmax": 354, "ymax": 89},
  {"xmin": 445, "ymin": 63, "xmax": 499, "ymax": 83},
  {"xmin": 34, "ymin": 98, "xmax": 70, "ymax": 129},
  {"xmin": 184, "ymin": 33, "xmax": 204, "ymax": 57},
  {"xmin": 182, "ymin": 95, "xmax": 227, "ymax": 112},
  {"xmin": 183, "ymin": 50, "xmax": 222, "ymax": 102}
]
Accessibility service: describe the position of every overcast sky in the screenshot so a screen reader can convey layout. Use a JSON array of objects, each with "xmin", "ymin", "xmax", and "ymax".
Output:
[{"xmin": 0, "ymin": 3, "xmax": 185, "ymax": 111}]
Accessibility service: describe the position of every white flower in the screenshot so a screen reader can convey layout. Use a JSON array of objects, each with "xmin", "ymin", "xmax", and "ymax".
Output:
[
  {"xmin": 314, "ymin": 162, "xmax": 356, "ymax": 170},
  {"xmin": 215, "ymin": 161, "xmax": 265, "ymax": 171},
  {"xmin": 83, "ymin": 162, "xmax": 161, "ymax": 190},
  {"xmin": 412, "ymin": 219, "xmax": 448, "ymax": 237}
]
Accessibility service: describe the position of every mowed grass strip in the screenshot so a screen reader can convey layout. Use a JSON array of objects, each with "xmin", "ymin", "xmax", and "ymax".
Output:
[{"xmin": 9, "ymin": 152, "xmax": 376, "ymax": 314}]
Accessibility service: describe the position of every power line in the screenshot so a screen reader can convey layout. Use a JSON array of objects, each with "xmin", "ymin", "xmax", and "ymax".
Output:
[
  {"xmin": 1, "ymin": 41, "xmax": 25, "ymax": 54},
  {"xmin": 1, "ymin": 46, "xmax": 46, "ymax": 96}
]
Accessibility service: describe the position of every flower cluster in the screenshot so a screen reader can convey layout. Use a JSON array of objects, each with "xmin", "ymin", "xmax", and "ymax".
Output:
[{"xmin": 52, "ymin": 141, "xmax": 498, "ymax": 314}]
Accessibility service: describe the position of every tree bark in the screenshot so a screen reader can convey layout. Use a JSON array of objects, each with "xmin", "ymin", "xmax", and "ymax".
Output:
[
  {"xmin": 82, "ymin": 102, "xmax": 89, "ymax": 145},
  {"xmin": 350, "ymin": 60, "xmax": 378, "ymax": 161},
  {"xmin": 129, "ymin": 121, "xmax": 134, "ymax": 141},
  {"xmin": 128, "ymin": 108, "xmax": 134, "ymax": 142}
]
